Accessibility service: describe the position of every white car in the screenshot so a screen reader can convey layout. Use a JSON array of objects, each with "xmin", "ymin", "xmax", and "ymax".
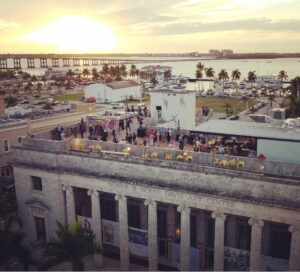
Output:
[{"xmin": 111, "ymin": 103, "xmax": 125, "ymax": 109}]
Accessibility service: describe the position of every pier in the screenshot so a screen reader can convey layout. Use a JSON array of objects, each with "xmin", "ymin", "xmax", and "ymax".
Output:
[{"xmin": 0, "ymin": 54, "xmax": 206, "ymax": 69}]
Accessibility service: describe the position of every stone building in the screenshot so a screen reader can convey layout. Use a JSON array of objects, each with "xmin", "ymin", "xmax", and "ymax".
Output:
[{"xmin": 12, "ymin": 137, "xmax": 300, "ymax": 271}]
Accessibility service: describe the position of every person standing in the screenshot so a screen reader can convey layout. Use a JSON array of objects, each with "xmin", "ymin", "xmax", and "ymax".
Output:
[{"xmin": 179, "ymin": 135, "xmax": 184, "ymax": 150}]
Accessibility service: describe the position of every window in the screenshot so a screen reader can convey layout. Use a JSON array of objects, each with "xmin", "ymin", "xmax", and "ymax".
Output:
[
  {"xmin": 101, "ymin": 198, "xmax": 116, "ymax": 221},
  {"xmin": 34, "ymin": 216, "xmax": 46, "ymax": 241},
  {"xmin": 3, "ymin": 139, "xmax": 9, "ymax": 152},
  {"xmin": 128, "ymin": 203, "xmax": 141, "ymax": 228},
  {"xmin": 157, "ymin": 208, "xmax": 167, "ymax": 238},
  {"xmin": 190, "ymin": 213, "xmax": 197, "ymax": 247},
  {"xmin": 269, "ymin": 223, "xmax": 291, "ymax": 260},
  {"xmin": 236, "ymin": 218, "xmax": 251, "ymax": 250},
  {"xmin": 31, "ymin": 176, "xmax": 42, "ymax": 191},
  {"xmin": 17, "ymin": 137, "xmax": 23, "ymax": 144}
]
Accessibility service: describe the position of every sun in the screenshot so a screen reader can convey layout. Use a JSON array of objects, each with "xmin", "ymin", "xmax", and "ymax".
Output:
[{"xmin": 23, "ymin": 16, "xmax": 118, "ymax": 53}]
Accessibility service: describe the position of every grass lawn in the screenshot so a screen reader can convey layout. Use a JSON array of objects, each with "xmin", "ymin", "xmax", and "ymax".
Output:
[
  {"xmin": 54, "ymin": 93, "xmax": 84, "ymax": 102},
  {"xmin": 196, "ymin": 97, "xmax": 258, "ymax": 113}
]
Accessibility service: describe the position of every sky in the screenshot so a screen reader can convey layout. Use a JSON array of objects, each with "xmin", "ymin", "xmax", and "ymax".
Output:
[{"xmin": 0, "ymin": 0, "xmax": 300, "ymax": 54}]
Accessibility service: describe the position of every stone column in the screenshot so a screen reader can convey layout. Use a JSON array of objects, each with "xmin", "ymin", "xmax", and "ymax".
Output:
[
  {"xmin": 65, "ymin": 186, "xmax": 76, "ymax": 224},
  {"xmin": 88, "ymin": 190, "xmax": 104, "ymax": 267},
  {"xmin": 212, "ymin": 211, "xmax": 226, "ymax": 271},
  {"xmin": 115, "ymin": 194, "xmax": 129, "ymax": 271},
  {"xmin": 178, "ymin": 204, "xmax": 191, "ymax": 271},
  {"xmin": 248, "ymin": 218, "xmax": 264, "ymax": 271},
  {"xmin": 144, "ymin": 199, "xmax": 158, "ymax": 271},
  {"xmin": 61, "ymin": 185, "xmax": 67, "ymax": 225},
  {"xmin": 288, "ymin": 225, "xmax": 300, "ymax": 271}
]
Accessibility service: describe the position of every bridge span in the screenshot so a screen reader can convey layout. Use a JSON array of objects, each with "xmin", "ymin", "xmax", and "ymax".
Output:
[{"xmin": 0, "ymin": 54, "xmax": 206, "ymax": 69}]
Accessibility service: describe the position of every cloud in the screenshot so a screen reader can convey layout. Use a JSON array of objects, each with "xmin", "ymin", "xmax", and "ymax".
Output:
[
  {"xmin": 133, "ymin": 18, "xmax": 300, "ymax": 36},
  {"xmin": 0, "ymin": 19, "xmax": 19, "ymax": 30}
]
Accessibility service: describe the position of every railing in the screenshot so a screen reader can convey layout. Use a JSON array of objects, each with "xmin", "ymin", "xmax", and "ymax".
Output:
[{"xmin": 20, "ymin": 137, "xmax": 300, "ymax": 179}]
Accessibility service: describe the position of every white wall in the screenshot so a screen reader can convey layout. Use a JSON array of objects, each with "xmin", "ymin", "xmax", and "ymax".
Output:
[
  {"xmin": 257, "ymin": 139, "xmax": 300, "ymax": 163},
  {"xmin": 85, "ymin": 83, "xmax": 141, "ymax": 103},
  {"xmin": 150, "ymin": 91, "xmax": 196, "ymax": 130}
]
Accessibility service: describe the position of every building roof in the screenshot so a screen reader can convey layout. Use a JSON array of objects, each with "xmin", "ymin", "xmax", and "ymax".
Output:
[
  {"xmin": 0, "ymin": 118, "xmax": 27, "ymax": 128},
  {"xmin": 149, "ymin": 88, "xmax": 196, "ymax": 94},
  {"xmin": 106, "ymin": 80, "xmax": 139, "ymax": 90},
  {"xmin": 193, "ymin": 120, "xmax": 300, "ymax": 142}
]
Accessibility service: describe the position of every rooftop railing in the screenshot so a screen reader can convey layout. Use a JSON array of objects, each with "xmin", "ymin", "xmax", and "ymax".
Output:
[{"xmin": 20, "ymin": 137, "xmax": 300, "ymax": 179}]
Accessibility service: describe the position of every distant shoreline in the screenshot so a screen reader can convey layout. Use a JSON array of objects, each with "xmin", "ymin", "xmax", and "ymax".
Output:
[{"xmin": 0, "ymin": 53, "xmax": 300, "ymax": 60}]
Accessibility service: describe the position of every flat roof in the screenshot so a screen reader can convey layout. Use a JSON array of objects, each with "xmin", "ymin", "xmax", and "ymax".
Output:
[
  {"xmin": 149, "ymin": 88, "xmax": 196, "ymax": 94},
  {"xmin": 0, "ymin": 118, "xmax": 27, "ymax": 128},
  {"xmin": 193, "ymin": 120, "xmax": 300, "ymax": 141},
  {"xmin": 106, "ymin": 80, "xmax": 139, "ymax": 90}
]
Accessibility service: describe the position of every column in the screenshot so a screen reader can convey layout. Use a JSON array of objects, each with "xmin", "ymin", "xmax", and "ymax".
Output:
[
  {"xmin": 288, "ymin": 225, "xmax": 300, "ymax": 271},
  {"xmin": 248, "ymin": 218, "xmax": 264, "ymax": 271},
  {"xmin": 178, "ymin": 205, "xmax": 191, "ymax": 271},
  {"xmin": 115, "ymin": 194, "xmax": 129, "ymax": 270},
  {"xmin": 88, "ymin": 190, "xmax": 104, "ymax": 266},
  {"xmin": 65, "ymin": 186, "xmax": 76, "ymax": 224},
  {"xmin": 61, "ymin": 185, "xmax": 68, "ymax": 225},
  {"xmin": 144, "ymin": 199, "xmax": 158, "ymax": 271},
  {"xmin": 212, "ymin": 211, "xmax": 226, "ymax": 271}
]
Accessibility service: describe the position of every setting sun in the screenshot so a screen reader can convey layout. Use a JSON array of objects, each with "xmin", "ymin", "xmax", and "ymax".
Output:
[{"xmin": 23, "ymin": 15, "xmax": 118, "ymax": 53}]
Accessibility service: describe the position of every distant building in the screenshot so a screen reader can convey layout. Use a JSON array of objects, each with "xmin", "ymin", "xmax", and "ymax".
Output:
[
  {"xmin": 209, "ymin": 49, "xmax": 221, "ymax": 56},
  {"xmin": 84, "ymin": 80, "xmax": 141, "ymax": 103},
  {"xmin": 140, "ymin": 65, "xmax": 172, "ymax": 86},
  {"xmin": 221, "ymin": 49, "xmax": 234, "ymax": 56}
]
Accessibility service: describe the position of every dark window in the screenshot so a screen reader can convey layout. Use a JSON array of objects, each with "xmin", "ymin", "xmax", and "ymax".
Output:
[
  {"xmin": 34, "ymin": 216, "xmax": 46, "ymax": 241},
  {"xmin": 157, "ymin": 208, "xmax": 167, "ymax": 238},
  {"xmin": 128, "ymin": 203, "xmax": 141, "ymax": 228},
  {"xmin": 3, "ymin": 139, "xmax": 9, "ymax": 152},
  {"xmin": 269, "ymin": 223, "xmax": 291, "ymax": 260},
  {"xmin": 31, "ymin": 176, "xmax": 42, "ymax": 191},
  {"xmin": 101, "ymin": 198, "xmax": 116, "ymax": 221},
  {"xmin": 17, "ymin": 137, "xmax": 23, "ymax": 144},
  {"xmin": 175, "ymin": 211, "xmax": 181, "ymax": 243},
  {"xmin": 74, "ymin": 188, "xmax": 91, "ymax": 218},
  {"xmin": 237, "ymin": 218, "xmax": 251, "ymax": 250},
  {"xmin": 206, "ymin": 215, "xmax": 215, "ymax": 248},
  {"xmin": 190, "ymin": 214, "xmax": 197, "ymax": 247},
  {"xmin": 156, "ymin": 106, "xmax": 162, "ymax": 111}
]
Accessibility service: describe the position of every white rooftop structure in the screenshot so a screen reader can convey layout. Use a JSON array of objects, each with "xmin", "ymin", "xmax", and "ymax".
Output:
[{"xmin": 194, "ymin": 119, "xmax": 300, "ymax": 142}]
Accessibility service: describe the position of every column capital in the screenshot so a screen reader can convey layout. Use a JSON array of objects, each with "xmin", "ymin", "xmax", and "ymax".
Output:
[
  {"xmin": 212, "ymin": 211, "xmax": 226, "ymax": 221},
  {"xmin": 177, "ymin": 204, "xmax": 190, "ymax": 214},
  {"xmin": 144, "ymin": 198, "xmax": 157, "ymax": 208},
  {"xmin": 62, "ymin": 185, "xmax": 73, "ymax": 193},
  {"xmin": 248, "ymin": 217, "xmax": 264, "ymax": 228},
  {"xmin": 289, "ymin": 224, "xmax": 300, "ymax": 234},
  {"xmin": 87, "ymin": 189, "xmax": 99, "ymax": 197},
  {"xmin": 115, "ymin": 193, "xmax": 127, "ymax": 202}
]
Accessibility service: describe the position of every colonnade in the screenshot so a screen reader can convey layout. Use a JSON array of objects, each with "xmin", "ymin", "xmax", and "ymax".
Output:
[{"xmin": 62, "ymin": 185, "xmax": 300, "ymax": 271}]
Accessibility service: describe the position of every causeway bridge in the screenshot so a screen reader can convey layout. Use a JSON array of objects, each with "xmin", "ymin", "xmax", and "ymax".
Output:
[{"xmin": 0, "ymin": 54, "xmax": 206, "ymax": 69}]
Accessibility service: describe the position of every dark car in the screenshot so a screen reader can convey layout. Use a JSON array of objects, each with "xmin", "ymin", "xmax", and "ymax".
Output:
[{"xmin": 229, "ymin": 115, "xmax": 239, "ymax": 120}]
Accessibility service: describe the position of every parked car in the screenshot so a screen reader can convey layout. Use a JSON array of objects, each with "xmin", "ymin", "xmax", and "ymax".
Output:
[
  {"xmin": 111, "ymin": 103, "xmax": 125, "ymax": 109},
  {"xmin": 84, "ymin": 97, "xmax": 96, "ymax": 103},
  {"xmin": 229, "ymin": 115, "xmax": 239, "ymax": 120}
]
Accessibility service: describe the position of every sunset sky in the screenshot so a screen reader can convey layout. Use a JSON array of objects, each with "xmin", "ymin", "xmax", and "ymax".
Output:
[{"xmin": 0, "ymin": 0, "xmax": 299, "ymax": 54}]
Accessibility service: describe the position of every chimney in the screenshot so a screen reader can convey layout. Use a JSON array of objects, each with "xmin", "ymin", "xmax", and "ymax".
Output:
[{"xmin": 0, "ymin": 95, "xmax": 5, "ymax": 118}]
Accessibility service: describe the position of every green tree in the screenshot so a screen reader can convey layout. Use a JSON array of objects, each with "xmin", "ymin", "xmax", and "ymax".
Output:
[
  {"xmin": 4, "ymin": 96, "xmax": 17, "ymax": 107},
  {"xmin": 129, "ymin": 65, "xmax": 136, "ymax": 77},
  {"xmin": 82, "ymin": 69, "xmax": 90, "ymax": 78},
  {"xmin": 248, "ymin": 71, "xmax": 257, "ymax": 88},
  {"xmin": 232, "ymin": 69, "xmax": 241, "ymax": 93},
  {"xmin": 163, "ymin": 69, "xmax": 172, "ymax": 81},
  {"xmin": 91, "ymin": 68, "xmax": 99, "ymax": 81},
  {"xmin": 67, "ymin": 69, "xmax": 74, "ymax": 79},
  {"xmin": 150, "ymin": 75, "xmax": 158, "ymax": 87},
  {"xmin": 101, "ymin": 64, "xmax": 109, "ymax": 79},
  {"xmin": 195, "ymin": 69, "xmax": 203, "ymax": 91},
  {"xmin": 120, "ymin": 64, "xmax": 127, "ymax": 78},
  {"xmin": 218, "ymin": 69, "xmax": 229, "ymax": 92},
  {"xmin": 41, "ymin": 221, "xmax": 99, "ymax": 271},
  {"xmin": 278, "ymin": 70, "xmax": 288, "ymax": 81},
  {"xmin": 205, "ymin": 67, "xmax": 215, "ymax": 89},
  {"xmin": 196, "ymin": 62, "xmax": 205, "ymax": 72}
]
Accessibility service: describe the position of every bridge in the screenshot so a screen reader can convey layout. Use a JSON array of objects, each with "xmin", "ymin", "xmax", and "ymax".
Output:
[{"xmin": 0, "ymin": 54, "xmax": 207, "ymax": 69}]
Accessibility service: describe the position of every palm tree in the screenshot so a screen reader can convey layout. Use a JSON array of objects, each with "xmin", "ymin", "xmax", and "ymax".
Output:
[
  {"xmin": 218, "ymin": 69, "xmax": 229, "ymax": 92},
  {"xmin": 248, "ymin": 71, "xmax": 257, "ymax": 88},
  {"xmin": 41, "ymin": 221, "xmax": 99, "ymax": 271},
  {"xmin": 205, "ymin": 67, "xmax": 215, "ymax": 89},
  {"xmin": 67, "ymin": 69, "xmax": 74, "ymax": 79},
  {"xmin": 82, "ymin": 68, "xmax": 90, "ymax": 78},
  {"xmin": 135, "ymin": 68, "xmax": 140, "ymax": 83},
  {"xmin": 129, "ymin": 65, "xmax": 136, "ymax": 77},
  {"xmin": 232, "ymin": 69, "xmax": 241, "ymax": 93},
  {"xmin": 92, "ymin": 68, "xmax": 99, "ymax": 81},
  {"xmin": 196, "ymin": 62, "xmax": 205, "ymax": 72},
  {"xmin": 150, "ymin": 75, "xmax": 158, "ymax": 87},
  {"xmin": 120, "ymin": 64, "xmax": 127, "ymax": 78},
  {"xmin": 101, "ymin": 64, "xmax": 109, "ymax": 79},
  {"xmin": 163, "ymin": 69, "xmax": 172, "ymax": 82},
  {"xmin": 278, "ymin": 70, "xmax": 288, "ymax": 81},
  {"xmin": 195, "ymin": 69, "xmax": 203, "ymax": 91},
  {"xmin": 289, "ymin": 76, "xmax": 300, "ymax": 98}
]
